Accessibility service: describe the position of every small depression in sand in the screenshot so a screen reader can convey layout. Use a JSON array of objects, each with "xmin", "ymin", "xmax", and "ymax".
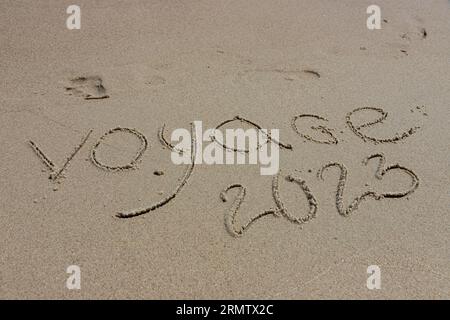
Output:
[{"xmin": 65, "ymin": 76, "xmax": 109, "ymax": 100}]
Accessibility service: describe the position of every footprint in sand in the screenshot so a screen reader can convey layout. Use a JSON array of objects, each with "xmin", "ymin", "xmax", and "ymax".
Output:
[
  {"xmin": 65, "ymin": 76, "xmax": 109, "ymax": 100},
  {"xmin": 400, "ymin": 26, "xmax": 427, "ymax": 41},
  {"xmin": 237, "ymin": 68, "xmax": 321, "ymax": 84},
  {"xmin": 145, "ymin": 75, "xmax": 166, "ymax": 86},
  {"xmin": 396, "ymin": 17, "xmax": 427, "ymax": 57}
]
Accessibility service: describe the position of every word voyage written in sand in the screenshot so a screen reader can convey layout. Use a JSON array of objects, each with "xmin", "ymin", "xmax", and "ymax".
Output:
[{"xmin": 28, "ymin": 106, "xmax": 424, "ymax": 237}]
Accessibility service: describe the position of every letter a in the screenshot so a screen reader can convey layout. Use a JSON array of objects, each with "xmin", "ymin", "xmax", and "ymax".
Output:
[
  {"xmin": 366, "ymin": 5, "xmax": 381, "ymax": 30},
  {"xmin": 66, "ymin": 265, "xmax": 81, "ymax": 290},
  {"xmin": 66, "ymin": 5, "xmax": 81, "ymax": 30},
  {"xmin": 366, "ymin": 265, "xmax": 381, "ymax": 289}
]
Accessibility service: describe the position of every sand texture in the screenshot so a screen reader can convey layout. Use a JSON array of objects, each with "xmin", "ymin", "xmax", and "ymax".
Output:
[{"xmin": 0, "ymin": 0, "xmax": 449, "ymax": 299}]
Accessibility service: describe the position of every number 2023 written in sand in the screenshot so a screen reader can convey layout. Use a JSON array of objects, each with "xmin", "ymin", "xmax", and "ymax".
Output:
[{"xmin": 29, "ymin": 106, "xmax": 424, "ymax": 237}]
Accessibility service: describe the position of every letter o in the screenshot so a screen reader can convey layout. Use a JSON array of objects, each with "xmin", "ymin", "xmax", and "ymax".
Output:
[{"xmin": 90, "ymin": 127, "xmax": 148, "ymax": 171}]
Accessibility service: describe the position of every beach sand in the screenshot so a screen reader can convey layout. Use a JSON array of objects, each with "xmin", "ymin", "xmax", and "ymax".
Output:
[{"xmin": 0, "ymin": 0, "xmax": 449, "ymax": 299}]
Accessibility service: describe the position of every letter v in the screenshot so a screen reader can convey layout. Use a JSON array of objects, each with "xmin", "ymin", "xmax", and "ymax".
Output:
[{"xmin": 28, "ymin": 129, "xmax": 93, "ymax": 181}]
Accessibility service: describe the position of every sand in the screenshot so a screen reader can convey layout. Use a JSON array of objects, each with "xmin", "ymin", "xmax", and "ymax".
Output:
[{"xmin": 0, "ymin": 0, "xmax": 449, "ymax": 299}]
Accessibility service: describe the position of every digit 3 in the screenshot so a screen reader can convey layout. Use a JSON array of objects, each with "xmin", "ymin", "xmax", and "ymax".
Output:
[{"xmin": 363, "ymin": 153, "xmax": 419, "ymax": 198}]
